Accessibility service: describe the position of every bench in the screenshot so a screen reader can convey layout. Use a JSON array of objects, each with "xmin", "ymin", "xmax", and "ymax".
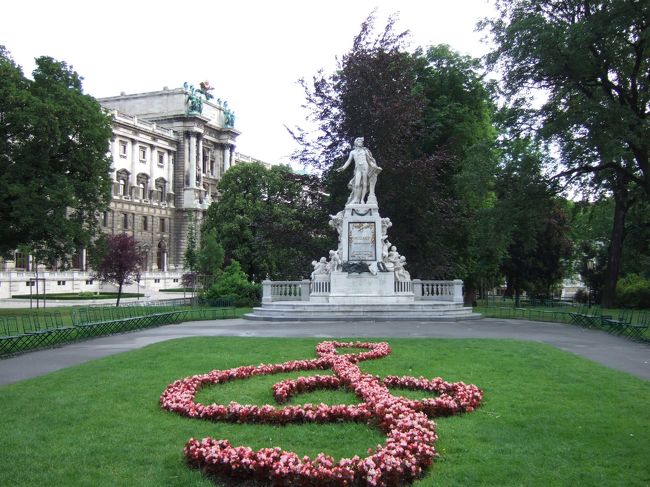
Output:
[
  {"xmin": 569, "ymin": 306, "xmax": 603, "ymax": 328},
  {"xmin": 71, "ymin": 305, "xmax": 189, "ymax": 338},
  {"xmin": 604, "ymin": 310, "xmax": 649, "ymax": 339},
  {"xmin": 0, "ymin": 312, "xmax": 75, "ymax": 356}
]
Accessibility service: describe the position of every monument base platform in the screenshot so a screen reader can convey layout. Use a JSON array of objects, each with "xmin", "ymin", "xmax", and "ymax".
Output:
[{"xmin": 244, "ymin": 301, "xmax": 481, "ymax": 322}]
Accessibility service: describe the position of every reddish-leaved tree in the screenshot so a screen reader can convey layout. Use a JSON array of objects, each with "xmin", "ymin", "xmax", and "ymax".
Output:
[{"xmin": 94, "ymin": 234, "xmax": 143, "ymax": 306}]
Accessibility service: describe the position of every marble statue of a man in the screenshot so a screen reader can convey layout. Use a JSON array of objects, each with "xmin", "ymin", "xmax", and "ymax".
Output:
[{"xmin": 336, "ymin": 137, "xmax": 382, "ymax": 205}]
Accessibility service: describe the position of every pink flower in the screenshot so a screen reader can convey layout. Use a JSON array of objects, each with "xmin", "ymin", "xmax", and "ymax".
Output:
[{"xmin": 161, "ymin": 341, "xmax": 483, "ymax": 486}]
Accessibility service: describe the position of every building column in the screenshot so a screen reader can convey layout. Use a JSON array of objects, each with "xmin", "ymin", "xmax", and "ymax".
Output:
[
  {"xmin": 229, "ymin": 146, "xmax": 235, "ymax": 169},
  {"xmin": 197, "ymin": 135, "xmax": 203, "ymax": 188},
  {"xmin": 188, "ymin": 132, "xmax": 197, "ymax": 188},
  {"xmin": 223, "ymin": 145, "xmax": 230, "ymax": 172},
  {"xmin": 109, "ymin": 138, "xmax": 118, "ymax": 181},
  {"xmin": 206, "ymin": 148, "xmax": 212, "ymax": 176},
  {"xmin": 131, "ymin": 139, "xmax": 139, "ymax": 192},
  {"xmin": 149, "ymin": 144, "xmax": 156, "ymax": 198},
  {"xmin": 184, "ymin": 135, "xmax": 190, "ymax": 187},
  {"xmin": 167, "ymin": 151, "xmax": 174, "ymax": 202}
]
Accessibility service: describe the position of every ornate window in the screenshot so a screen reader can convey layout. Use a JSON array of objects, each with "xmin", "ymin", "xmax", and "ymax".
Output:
[
  {"xmin": 116, "ymin": 169, "xmax": 130, "ymax": 196},
  {"xmin": 142, "ymin": 216, "xmax": 148, "ymax": 231},
  {"xmin": 139, "ymin": 146, "xmax": 147, "ymax": 162},
  {"xmin": 14, "ymin": 252, "xmax": 28, "ymax": 270},
  {"xmin": 158, "ymin": 151, "xmax": 165, "ymax": 167},
  {"xmin": 137, "ymin": 174, "xmax": 149, "ymax": 200},
  {"xmin": 71, "ymin": 248, "xmax": 84, "ymax": 270},
  {"xmin": 119, "ymin": 140, "xmax": 128, "ymax": 158},
  {"xmin": 155, "ymin": 177, "xmax": 167, "ymax": 203}
]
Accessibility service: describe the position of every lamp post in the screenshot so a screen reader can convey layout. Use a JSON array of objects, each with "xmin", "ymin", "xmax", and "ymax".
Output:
[
  {"xmin": 586, "ymin": 259, "xmax": 595, "ymax": 308},
  {"xmin": 135, "ymin": 271, "xmax": 141, "ymax": 301}
]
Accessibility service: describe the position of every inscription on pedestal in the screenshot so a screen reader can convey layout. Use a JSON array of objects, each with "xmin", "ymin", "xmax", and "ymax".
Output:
[{"xmin": 348, "ymin": 222, "xmax": 376, "ymax": 261}]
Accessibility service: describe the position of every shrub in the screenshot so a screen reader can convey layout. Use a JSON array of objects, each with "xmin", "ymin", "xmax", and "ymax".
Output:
[
  {"xmin": 204, "ymin": 260, "xmax": 261, "ymax": 307},
  {"xmin": 573, "ymin": 288, "xmax": 589, "ymax": 304},
  {"xmin": 616, "ymin": 274, "xmax": 650, "ymax": 309}
]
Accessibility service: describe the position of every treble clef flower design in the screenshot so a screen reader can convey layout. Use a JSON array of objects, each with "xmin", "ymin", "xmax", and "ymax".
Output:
[{"xmin": 160, "ymin": 341, "xmax": 483, "ymax": 486}]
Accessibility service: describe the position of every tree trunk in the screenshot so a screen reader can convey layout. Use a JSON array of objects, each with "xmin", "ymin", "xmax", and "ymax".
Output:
[
  {"xmin": 601, "ymin": 180, "xmax": 630, "ymax": 307},
  {"xmin": 464, "ymin": 284, "xmax": 477, "ymax": 306},
  {"xmin": 116, "ymin": 282, "xmax": 123, "ymax": 307}
]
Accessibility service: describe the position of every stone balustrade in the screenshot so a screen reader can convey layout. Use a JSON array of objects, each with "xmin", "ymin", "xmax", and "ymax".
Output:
[
  {"xmin": 310, "ymin": 279, "xmax": 331, "ymax": 295},
  {"xmin": 412, "ymin": 279, "xmax": 464, "ymax": 303},
  {"xmin": 394, "ymin": 280, "xmax": 413, "ymax": 294},
  {"xmin": 262, "ymin": 280, "xmax": 310, "ymax": 303},
  {"xmin": 261, "ymin": 278, "xmax": 464, "ymax": 303}
]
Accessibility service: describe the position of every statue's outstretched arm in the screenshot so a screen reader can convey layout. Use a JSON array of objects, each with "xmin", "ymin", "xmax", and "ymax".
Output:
[{"xmin": 336, "ymin": 152, "xmax": 354, "ymax": 172}]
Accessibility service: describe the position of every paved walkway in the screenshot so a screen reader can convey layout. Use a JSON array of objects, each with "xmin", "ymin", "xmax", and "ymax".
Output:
[{"xmin": 1, "ymin": 318, "xmax": 649, "ymax": 386}]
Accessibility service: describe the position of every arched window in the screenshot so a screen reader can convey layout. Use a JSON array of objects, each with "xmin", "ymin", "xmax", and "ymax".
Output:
[
  {"xmin": 137, "ymin": 173, "xmax": 149, "ymax": 200},
  {"xmin": 116, "ymin": 169, "xmax": 130, "ymax": 196},
  {"xmin": 155, "ymin": 177, "xmax": 167, "ymax": 203}
]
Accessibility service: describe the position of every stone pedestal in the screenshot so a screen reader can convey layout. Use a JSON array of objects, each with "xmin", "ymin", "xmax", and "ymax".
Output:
[
  {"xmin": 329, "ymin": 271, "xmax": 412, "ymax": 304},
  {"xmin": 340, "ymin": 203, "xmax": 382, "ymax": 263}
]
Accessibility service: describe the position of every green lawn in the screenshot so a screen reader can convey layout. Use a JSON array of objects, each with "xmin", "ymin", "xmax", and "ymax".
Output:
[{"xmin": 0, "ymin": 338, "xmax": 648, "ymax": 486}]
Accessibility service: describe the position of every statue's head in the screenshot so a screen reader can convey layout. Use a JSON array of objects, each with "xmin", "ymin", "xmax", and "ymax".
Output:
[
  {"xmin": 320, "ymin": 257, "xmax": 327, "ymax": 263},
  {"xmin": 391, "ymin": 246, "xmax": 397, "ymax": 251},
  {"xmin": 354, "ymin": 137, "xmax": 364, "ymax": 147}
]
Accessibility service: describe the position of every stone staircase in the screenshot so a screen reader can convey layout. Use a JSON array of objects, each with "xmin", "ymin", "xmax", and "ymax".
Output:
[{"xmin": 244, "ymin": 301, "xmax": 481, "ymax": 322}]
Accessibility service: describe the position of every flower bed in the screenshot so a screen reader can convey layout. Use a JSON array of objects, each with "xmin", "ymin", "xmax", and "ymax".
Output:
[{"xmin": 160, "ymin": 341, "xmax": 483, "ymax": 486}]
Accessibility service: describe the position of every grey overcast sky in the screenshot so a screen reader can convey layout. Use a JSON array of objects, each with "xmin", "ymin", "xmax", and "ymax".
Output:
[{"xmin": 1, "ymin": 0, "xmax": 496, "ymax": 166}]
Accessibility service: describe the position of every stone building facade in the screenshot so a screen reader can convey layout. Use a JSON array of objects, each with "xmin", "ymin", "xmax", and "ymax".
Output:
[
  {"xmin": 0, "ymin": 85, "xmax": 263, "ymax": 298},
  {"xmin": 99, "ymin": 85, "xmax": 241, "ymax": 272}
]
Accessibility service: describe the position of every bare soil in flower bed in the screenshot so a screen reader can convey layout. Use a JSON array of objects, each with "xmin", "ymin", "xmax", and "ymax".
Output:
[{"xmin": 0, "ymin": 337, "xmax": 647, "ymax": 486}]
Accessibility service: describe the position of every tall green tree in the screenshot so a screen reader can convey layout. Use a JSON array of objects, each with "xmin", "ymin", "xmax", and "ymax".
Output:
[
  {"xmin": 196, "ymin": 228, "xmax": 225, "ymax": 277},
  {"xmin": 496, "ymin": 137, "xmax": 573, "ymax": 297},
  {"xmin": 203, "ymin": 162, "xmax": 331, "ymax": 281},
  {"xmin": 481, "ymin": 0, "xmax": 650, "ymax": 305},
  {"xmin": 0, "ymin": 47, "xmax": 113, "ymax": 266}
]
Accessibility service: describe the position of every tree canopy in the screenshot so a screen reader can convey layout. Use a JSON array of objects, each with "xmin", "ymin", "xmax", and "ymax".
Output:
[
  {"xmin": 482, "ymin": 0, "xmax": 649, "ymax": 193},
  {"xmin": 291, "ymin": 15, "xmax": 499, "ymax": 295},
  {"xmin": 0, "ymin": 47, "xmax": 113, "ymax": 266},
  {"xmin": 481, "ymin": 0, "xmax": 650, "ymax": 305},
  {"xmin": 203, "ymin": 162, "xmax": 332, "ymax": 281}
]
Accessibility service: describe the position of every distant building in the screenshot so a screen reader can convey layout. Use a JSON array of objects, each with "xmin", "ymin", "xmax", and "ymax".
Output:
[{"xmin": 0, "ymin": 85, "xmax": 264, "ymax": 298}]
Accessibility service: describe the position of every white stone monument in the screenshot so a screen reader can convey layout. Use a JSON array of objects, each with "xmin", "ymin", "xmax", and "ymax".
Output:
[
  {"xmin": 311, "ymin": 137, "xmax": 412, "ymax": 303},
  {"xmin": 247, "ymin": 137, "xmax": 476, "ymax": 321}
]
